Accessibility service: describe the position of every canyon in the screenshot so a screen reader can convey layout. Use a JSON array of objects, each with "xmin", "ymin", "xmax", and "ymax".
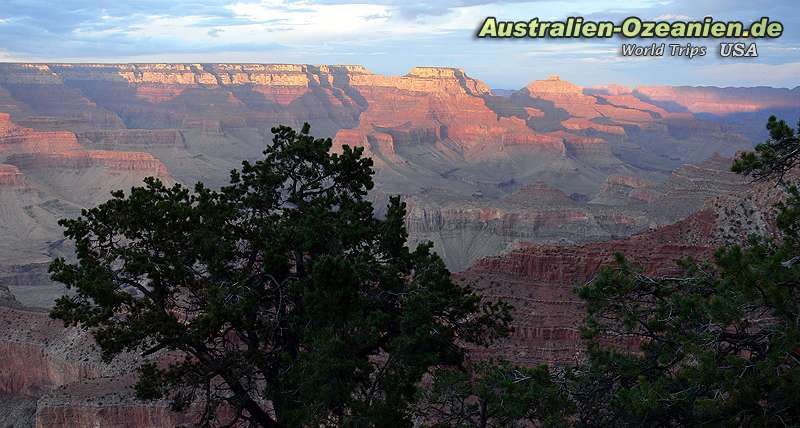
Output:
[
  {"xmin": 459, "ymin": 174, "xmax": 785, "ymax": 365},
  {"xmin": 0, "ymin": 63, "xmax": 790, "ymax": 274},
  {"xmin": 0, "ymin": 62, "xmax": 797, "ymax": 426}
]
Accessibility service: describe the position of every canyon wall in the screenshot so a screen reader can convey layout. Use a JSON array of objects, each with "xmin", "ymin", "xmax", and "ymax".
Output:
[
  {"xmin": 0, "ymin": 62, "xmax": 791, "ymax": 273},
  {"xmin": 0, "ymin": 290, "xmax": 197, "ymax": 428},
  {"xmin": 0, "ymin": 112, "xmax": 172, "ymax": 280},
  {"xmin": 0, "ymin": 63, "xmax": 796, "ymax": 426},
  {"xmin": 459, "ymin": 177, "xmax": 787, "ymax": 365},
  {"xmin": 596, "ymin": 84, "xmax": 800, "ymax": 141}
]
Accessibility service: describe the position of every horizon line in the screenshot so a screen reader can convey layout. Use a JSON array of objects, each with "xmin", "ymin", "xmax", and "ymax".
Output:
[{"xmin": 0, "ymin": 61, "xmax": 797, "ymax": 90}]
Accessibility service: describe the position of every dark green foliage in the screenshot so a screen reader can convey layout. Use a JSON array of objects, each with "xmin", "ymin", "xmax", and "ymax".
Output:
[
  {"xmin": 573, "ymin": 248, "xmax": 800, "ymax": 426},
  {"xmin": 49, "ymin": 123, "xmax": 512, "ymax": 427},
  {"xmin": 569, "ymin": 117, "xmax": 800, "ymax": 426},
  {"xmin": 418, "ymin": 360, "xmax": 571, "ymax": 427},
  {"xmin": 731, "ymin": 115, "xmax": 800, "ymax": 183}
]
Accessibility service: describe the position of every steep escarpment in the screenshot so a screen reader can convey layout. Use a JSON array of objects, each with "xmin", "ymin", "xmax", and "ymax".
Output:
[
  {"xmin": 514, "ymin": 76, "xmax": 755, "ymax": 171},
  {"xmin": 634, "ymin": 85, "xmax": 799, "ymax": 115},
  {"xmin": 459, "ymin": 176, "xmax": 784, "ymax": 365},
  {"xmin": 0, "ymin": 64, "xmax": 789, "ymax": 271},
  {"xmin": 629, "ymin": 85, "xmax": 800, "ymax": 141},
  {"xmin": 0, "ymin": 299, "xmax": 197, "ymax": 428},
  {"xmin": 39, "ymin": 63, "xmax": 365, "ymax": 135},
  {"xmin": 0, "ymin": 65, "xmax": 124, "ymax": 131},
  {"xmin": 0, "ymin": 307, "xmax": 113, "ymax": 398},
  {"xmin": 404, "ymin": 182, "xmax": 626, "ymax": 271},
  {"xmin": 334, "ymin": 65, "xmax": 567, "ymax": 174},
  {"xmin": 77, "ymin": 129, "xmax": 185, "ymax": 148},
  {"xmin": 0, "ymin": 112, "xmax": 169, "ymax": 176},
  {"xmin": 405, "ymin": 152, "xmax": 747, "ymax": 269},
  {"xmin": 0, "ymin": 64, "xmax": 369, "ymax": 187},
  {"xmin": 458, "ymin": 210, "xmax": 719, "ymax": 365},
  {"xmin": 328, "ymin": 70, "xmax": 737, "ymax": 268},
  {"xmin": 0, "ymin": 112, "xmax": 81, "ymax": 154},
  {"xmin": 7, "ymin": 150, "xmax": 167, "ymax": 172},
  {"xmin": 0, "ymin": 63, "xmax": 797, "ymax": 425},
  {"xmin": 0, "ymin": 111, "xmax": 173, "ymax": 284},
  {"xmin": 0, "ymin": 164, "xmax": 22, "ymax": 185}
]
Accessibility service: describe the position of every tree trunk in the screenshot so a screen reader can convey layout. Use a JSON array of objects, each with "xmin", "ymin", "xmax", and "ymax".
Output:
[{"xmin": 479, "ymin": 399, "xmax": 488, "ymax": 428}]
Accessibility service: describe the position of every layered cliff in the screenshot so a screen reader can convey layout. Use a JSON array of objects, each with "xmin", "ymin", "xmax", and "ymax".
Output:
[
  {"xmin": 635, "ymin": 85, "xmax": 800, "ymax": 115},
  {"xmin": 631, "ymin": 85, "xmax": 800, "ymax": 142},
  {"xmin": 0, "ymin": 306, "xmax": 114, "ymax": 398},
  {"xmin": 0, "ymin": 298, "xmax": 197, "ymax": 428},
  {"xmin": 0, "ymin": 63, "xmax": 775, "ymax": 269},
  {"xmin": 0, "ymin": 164, "xmax": 22, "ymax": 186},
  {"xmin": 405, "ymin": 152, "xmax": 747, "ymax": 269},
  {"xmin": 0, "ymin": 63, "xmax": 796, "ymax": 426},
  {"xmin": 0, "ymin": 112, "xmax": 81, "ymax": 154},
  {"xmin": 459, "ymin": 176, "xmax": 785, "ymax": 365},
  {"xmin": 0, "ymin": 111, "xmax": 173, "ymax": 283}
]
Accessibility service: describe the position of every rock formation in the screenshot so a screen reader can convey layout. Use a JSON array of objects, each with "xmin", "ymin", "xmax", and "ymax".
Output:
[
  {"xmin": 0, "ymin": 294, "xmax": 196, "ymax": 427},
  {"xmin": 458, "ymin": 176, "xmax": 787, "ymax": 365},
  {"xmin": 634, "ymin": 85, "xmax": 800, "ymax": 115},
  {"xmin": 0, "ymin": 164, "xmax": 23, "ymax": 186},
  {"xmin": 0, "ymin": 63, "xmax": 798, "ymax": 426},
  {"xmin": 0, "ymin": 63, "xmax": 789, "ymax": 270},
  {"xmin": 0, "ymin": 112, "xmax": 173, "ymax": 285}
]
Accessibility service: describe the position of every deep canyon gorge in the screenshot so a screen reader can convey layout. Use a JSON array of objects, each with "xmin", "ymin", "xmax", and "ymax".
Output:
[{"xmin": 0, "ymin": 62, "xmax": 798, "ymax": 426}]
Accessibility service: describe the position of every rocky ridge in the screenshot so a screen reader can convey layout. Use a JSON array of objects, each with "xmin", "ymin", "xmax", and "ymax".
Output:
[
  {"xmin": 459, "ymin": 176, "xmax": 787, "ymax": 365},
  {"xmin": 0, "ymin": 62, "xmax": 797, "ymax": 426},
  {"xmin": 0, "ymin": 293, "xmax": 196, "ymax": 427},
  {"xmin": 0, "ymin": 63, "xmax": 785, "ymax": 270}
]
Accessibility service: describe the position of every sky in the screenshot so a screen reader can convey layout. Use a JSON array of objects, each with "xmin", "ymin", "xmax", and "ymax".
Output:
[{"xmin": 0, "ymin": 0, "xmax": 797, "ymax": 89}]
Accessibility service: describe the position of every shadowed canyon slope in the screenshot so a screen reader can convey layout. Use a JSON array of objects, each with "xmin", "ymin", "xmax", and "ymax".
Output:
[
  {"xmin": 459, "ymin": 175, "xmax": 787, "ymax": 366},
  {"xmin": 0, "ymin": 63, "xmax": 798, "ymax": 426},
  {"xmin": 0, "ymin": 292, "xmax": 200, "ymax": 427},
  {"xmin": 0, "ymin": 63, "xmax": 792, "ymax": 273}
]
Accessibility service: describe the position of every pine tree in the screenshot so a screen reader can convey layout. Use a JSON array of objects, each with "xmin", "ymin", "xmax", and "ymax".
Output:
[
  {"xmin": 49, "ymin": 123, "xmax": 512, "ymax": 427},
  {"xmin": 569, "ymin": 116, "xmax": 800, "ymax": 426}
]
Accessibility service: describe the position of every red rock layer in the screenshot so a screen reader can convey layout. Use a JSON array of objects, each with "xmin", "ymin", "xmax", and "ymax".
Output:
[
  {"xmin": 6, "ymin": 149, "xmax": 169, "ymax": 174},
  {"xmin": 0, "ymin": 164, "xmax": 23, "ymax": 185},
  {"xmin": 561, "ymin": 117, "xmax": 625, "ymax": 135},
  {"xmin": 525, "ymin": 75, "xmax": 660, "ymax": 129},
  {"xmin": 502, "ymin": 182, "xmax": 576, "ymax": 207},
  {"xmin": 86, "ymin": 150, "xmax": 170, "ymax": 172},
  {"xmin": 595, "ymin": 93, "xmax": 669, "ymax": 116},
  {"xmin": 77, "ymin": 129, "xmax": 184, "ymax": 148},
  {"xmin": 0, "ymin": 113, "xmax": 171, "ymax": 181},
  {"xmin": 0, "ymin": 113, "xmax": 81, "ymax": 154},
  {"xmin": 458, "ymin": 209, "xmax": 719, "ymax": 365},
  {"xmin": 459, "ymin": 167, "xmax": 792, "ymax": 366},
  {"xmin": 0, "ymin": 304, "xmax": 205, "ymax": 427},
  {"xmin": 0, "ymin": 65, "xmax": 124, "ymax": 131},
  {"xmin": 635, "ymin": 85, "xmax": 800, "ymax": 115},
  {"xmin": 404, "ymin": 203, "xmax": 593, "ymax": 238},
  {"xmin": 334, "ymin": 67, "xmax": 565, "ymax": 162},
  {"xmin": 0, "ymin": 307, "xmax": 111, "ymax": 398},
  {"xmin": 28, "ymin": 63, "xmax": 366, "ymax": 135}
]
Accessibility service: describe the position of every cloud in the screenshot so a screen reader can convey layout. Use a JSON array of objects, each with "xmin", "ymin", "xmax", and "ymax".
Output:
[
  {"xmin": 654, "ymin": 14, "xmax": 691, "ymax": 20},
  {"xmin": 224, "ymin": 0, "xmax": 396, "ymax": 40},
  {"xmin": 0, "ymin": 49, "xmax": 21, "ymax": 61},
  {"xmin": 0, "ymin": 0, "xmax": 796, "ymax": 88}
]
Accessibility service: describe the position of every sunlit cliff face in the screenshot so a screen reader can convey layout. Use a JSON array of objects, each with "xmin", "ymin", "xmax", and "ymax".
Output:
[{"xmin": 0, "ymin": 62, "xmax": 794, "ymax": 273}]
